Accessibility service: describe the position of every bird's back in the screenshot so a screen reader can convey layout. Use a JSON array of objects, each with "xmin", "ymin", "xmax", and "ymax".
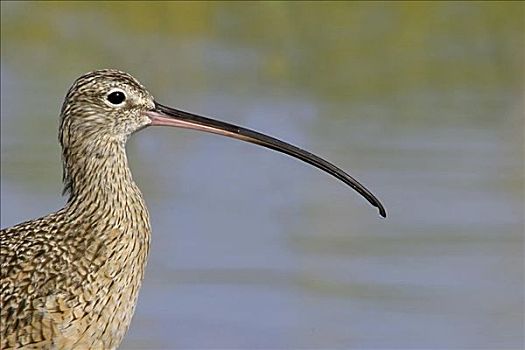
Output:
[{"xmin": 1, "ymin": 203, "xmax": 151, "ymax": 349}]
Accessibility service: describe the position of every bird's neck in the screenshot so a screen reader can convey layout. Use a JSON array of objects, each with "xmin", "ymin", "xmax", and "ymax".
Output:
[
  {"xmin": 62, "ymin": 136, "xmax": 148, "ymax": 221},
  {"xmin": 59, "ymin": 137, "xmax": 151, "ymax": 347}
]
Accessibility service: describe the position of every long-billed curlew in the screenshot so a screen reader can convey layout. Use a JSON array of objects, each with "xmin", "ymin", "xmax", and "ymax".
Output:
[{"xmin": 0, "ymin": 69, "xmax": 386, "ymax": 349}]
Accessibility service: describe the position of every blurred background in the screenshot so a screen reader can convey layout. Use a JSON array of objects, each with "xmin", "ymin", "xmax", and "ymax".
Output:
[{"xmin": 1, "ymin": 2, "xmax": 523, "ymax": 349}]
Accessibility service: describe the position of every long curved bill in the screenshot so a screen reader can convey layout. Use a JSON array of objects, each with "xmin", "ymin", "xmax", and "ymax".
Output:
[{"xmin": 145, "ymin": 102, "xmax": 386, "ymax": 217}]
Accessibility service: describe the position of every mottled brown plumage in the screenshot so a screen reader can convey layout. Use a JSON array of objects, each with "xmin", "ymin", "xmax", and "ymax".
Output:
[
  {"xmin": 1, "ymin": 69, "xmax": 385, "ymax": 349},
  {"xmin": 1, "ymin": 70, "xmax": 153, "ymax": 349}
]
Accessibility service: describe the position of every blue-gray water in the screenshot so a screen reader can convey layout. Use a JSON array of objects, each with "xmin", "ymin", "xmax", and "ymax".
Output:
[{"xmin": 1, "ymin": 2, "xmax": 523, "ymax": 349}]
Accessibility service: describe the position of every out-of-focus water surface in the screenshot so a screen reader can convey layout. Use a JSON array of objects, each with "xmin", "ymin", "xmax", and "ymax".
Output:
[{"xmin": 1, "ymin": 2, "xmax": 523, "ymax": 349}]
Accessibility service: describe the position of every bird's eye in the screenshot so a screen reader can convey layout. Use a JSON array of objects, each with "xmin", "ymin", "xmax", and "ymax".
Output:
[{"xmin": 106, "ymin": 89, "xmax": 126, "ymax": 106}]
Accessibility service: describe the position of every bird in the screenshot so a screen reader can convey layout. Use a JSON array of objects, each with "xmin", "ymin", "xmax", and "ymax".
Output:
[{"xmin": 0, "ymin": 69, "xmax": 386, "ymax": 349}]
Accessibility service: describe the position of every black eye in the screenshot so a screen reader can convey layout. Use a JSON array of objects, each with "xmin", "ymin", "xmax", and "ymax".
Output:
[{"xmin": 107, "ymin": 90, "xmax": 126, "ymax": 105}]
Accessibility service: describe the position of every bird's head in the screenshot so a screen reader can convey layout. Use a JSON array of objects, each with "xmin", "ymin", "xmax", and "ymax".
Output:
[
  {"xmin": 59, "ymin": 69, "xmax": 154, "ymax": 146},
  {"xmin": 58, "ymin": 69, "xmax": 386, "ymax": 217}
]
